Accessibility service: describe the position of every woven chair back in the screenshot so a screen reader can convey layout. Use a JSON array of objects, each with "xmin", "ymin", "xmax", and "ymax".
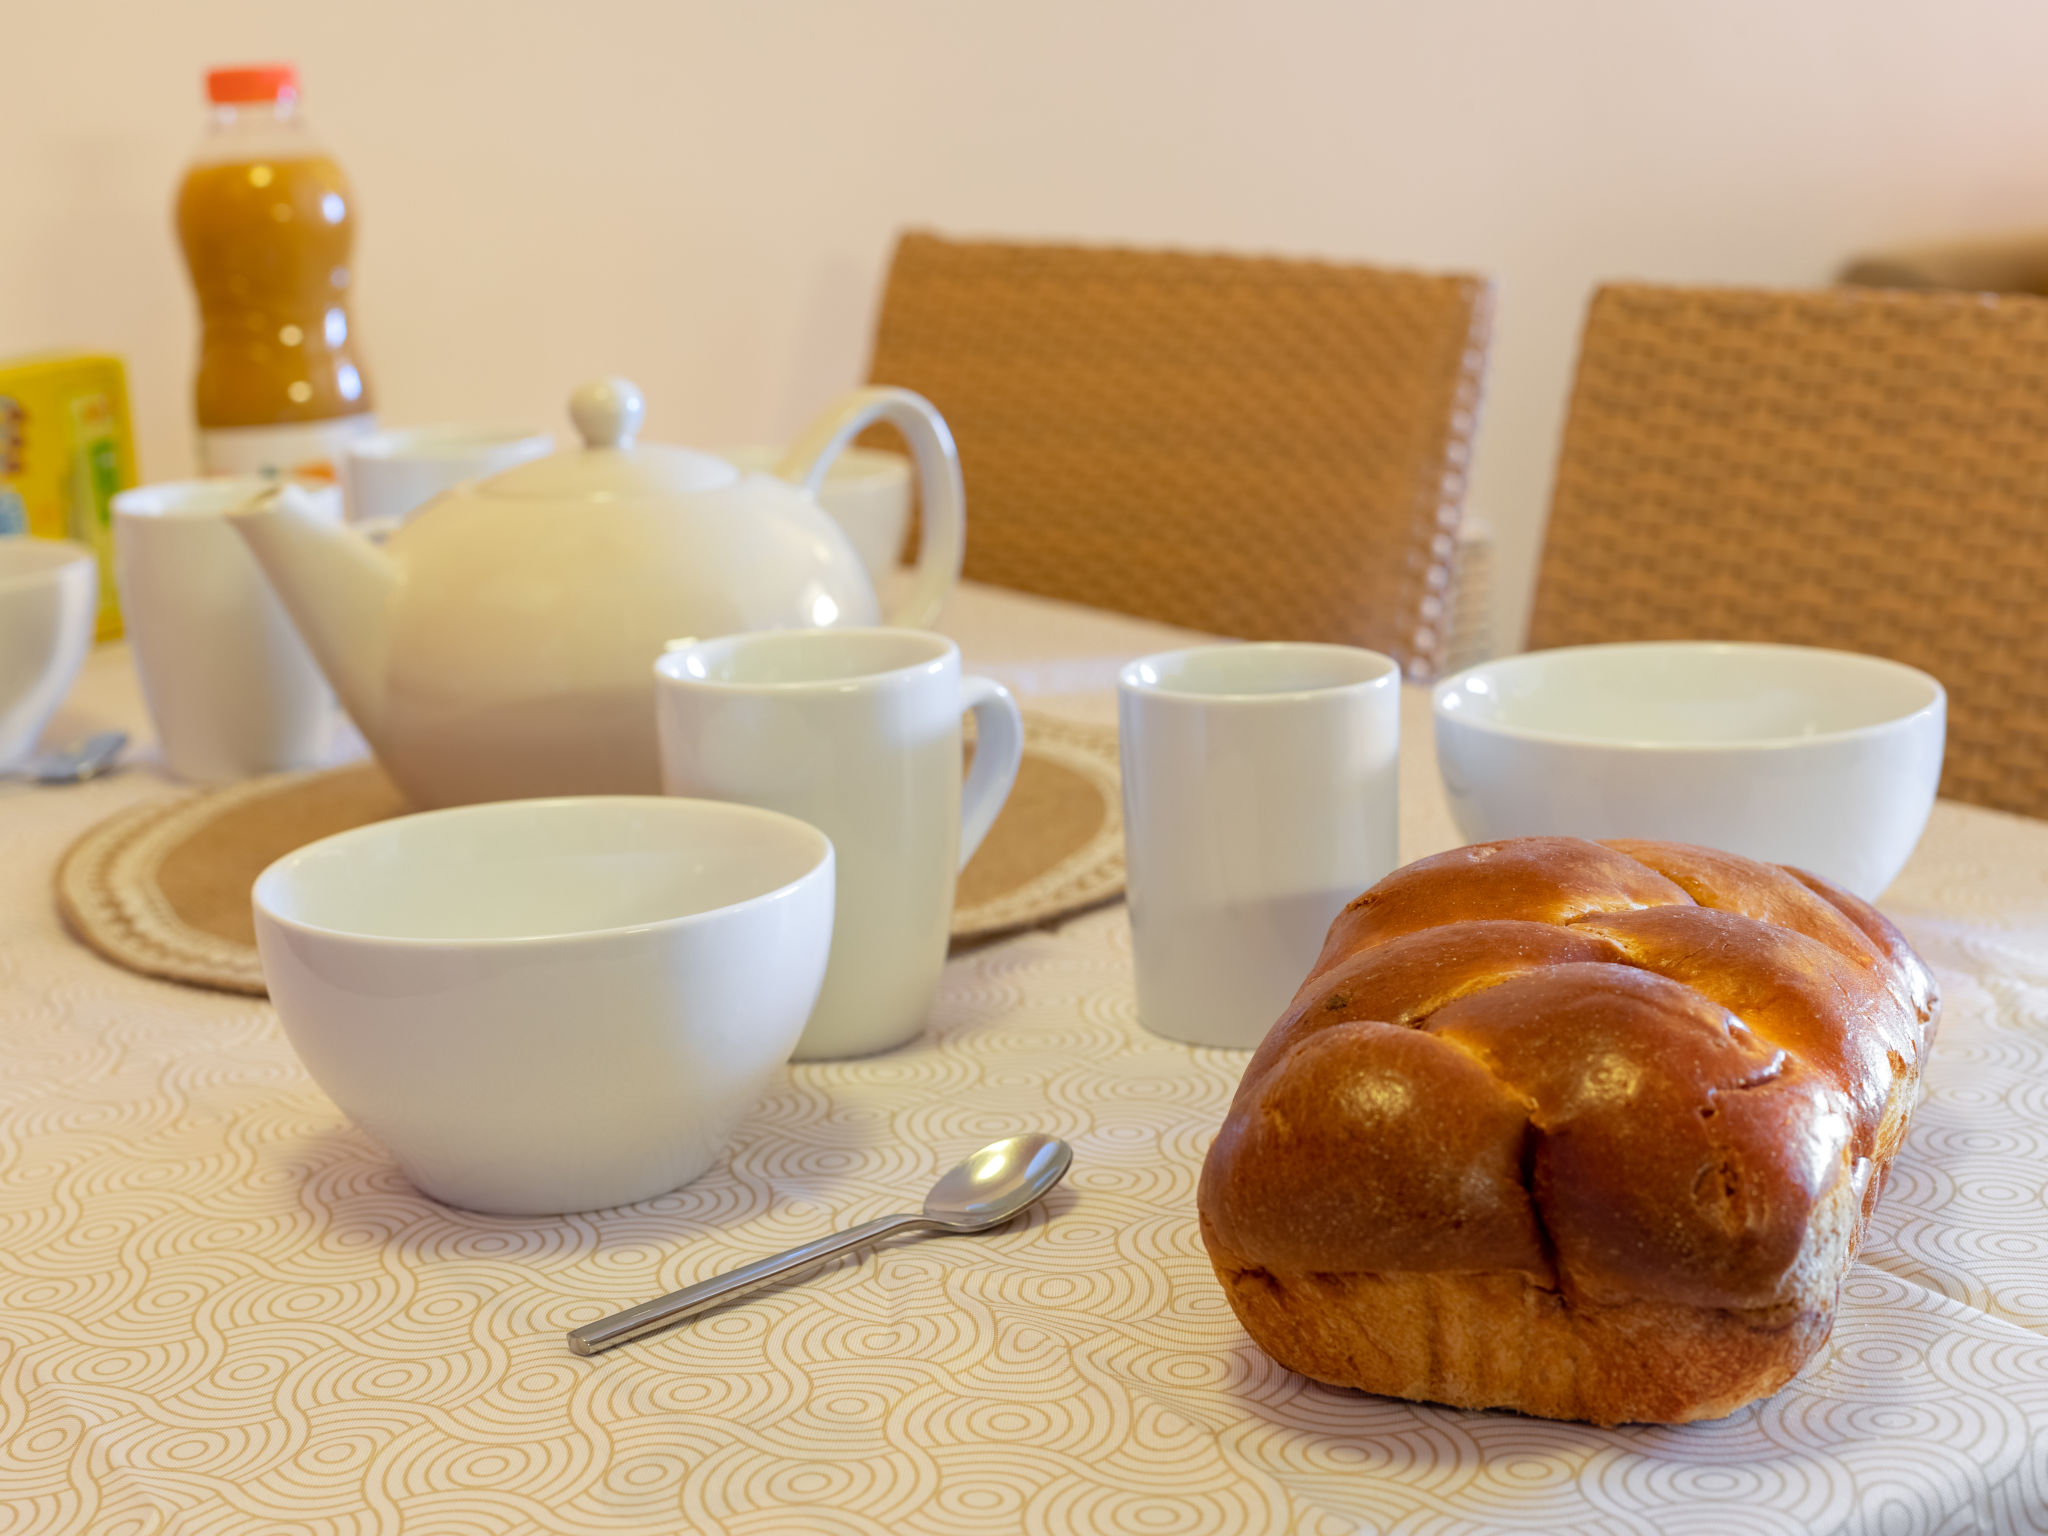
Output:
[
  {"xmin": 863, "ymin": 232, "xmax": 1493, "ymax": 677},
  {"xmin": 1530, "ymin": 282, "xmax": 2048, "ymax": 819}
]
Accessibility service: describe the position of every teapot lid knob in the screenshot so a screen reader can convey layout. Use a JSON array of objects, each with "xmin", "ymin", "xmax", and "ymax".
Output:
[{"xmin": 570, "ymin": 377, "xmax": 645, "ymax": 449}]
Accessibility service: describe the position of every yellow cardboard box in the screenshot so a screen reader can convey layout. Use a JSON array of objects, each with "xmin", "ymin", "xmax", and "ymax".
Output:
[{"xmin": 0, "ymin": 351, "xmax": 139, "ymax": 639}]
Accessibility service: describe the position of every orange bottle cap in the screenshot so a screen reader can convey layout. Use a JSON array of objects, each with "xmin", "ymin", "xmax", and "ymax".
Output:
[{"xmin": 206, "ymin": 64, "xmax": 300, "ymax": 105}]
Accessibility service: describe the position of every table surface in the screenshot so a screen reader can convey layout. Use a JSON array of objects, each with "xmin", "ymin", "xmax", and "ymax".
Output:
[{"xmin": 6, "ymin": 582, "xmax": 2048, "ymax": 1535}]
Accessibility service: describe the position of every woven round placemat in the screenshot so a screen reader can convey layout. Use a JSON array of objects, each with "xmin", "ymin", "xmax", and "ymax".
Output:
[{"xmin": 56, "ymin": 711, "xmax": 1124, "ymax": 996}]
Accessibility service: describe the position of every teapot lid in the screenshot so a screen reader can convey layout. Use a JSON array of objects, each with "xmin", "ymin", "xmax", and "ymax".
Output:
[{"xmin": 480, "ymin": 378, "xmax": 739, "ymax": 501}]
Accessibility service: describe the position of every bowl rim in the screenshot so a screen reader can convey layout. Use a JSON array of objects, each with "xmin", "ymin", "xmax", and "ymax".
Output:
[
  {"xmin": 1433, "ymin": 640, "xmax": 1946, "ymax": 752},
  {"xmin": 252, "ymin": 794, "xmax": 833, "ymax": 949},
  {"xmin": 0, "ymin": 537, "xmax": 96, "ymax": 593}
]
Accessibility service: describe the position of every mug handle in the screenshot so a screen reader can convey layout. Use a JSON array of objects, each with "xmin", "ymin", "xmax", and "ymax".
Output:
[
  {"xmin": 775, "ymin": 386, "xmax": 965, "ymax": 630},
  {"xmin": 959, "ymin": 676, "xmax": 1024, "ymax": 868}
]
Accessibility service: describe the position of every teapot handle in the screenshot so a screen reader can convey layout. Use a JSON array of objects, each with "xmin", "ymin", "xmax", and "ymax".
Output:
[{"xmin": 775, "ymin": 386, "xmax": 964, "ymax": 630}]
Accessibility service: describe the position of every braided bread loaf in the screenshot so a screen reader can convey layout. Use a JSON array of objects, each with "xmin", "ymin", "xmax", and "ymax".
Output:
[{"xmin": 1197, "ymin": 837, "xmax": 1938, "ymax": 1426}]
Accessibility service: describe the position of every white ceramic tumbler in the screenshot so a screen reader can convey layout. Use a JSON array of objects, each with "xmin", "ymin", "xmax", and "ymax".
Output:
[
  {"xmin": 655, "ymin": 628, "xmax": 1024, "ymax": 1060},
  {"xmin": 113, "ymin": 478, "xmax": 341, "ymax": 782},
  {"xmin": 1118, "ymin": 643, "xmax": 1401, "ymax": 1049}
]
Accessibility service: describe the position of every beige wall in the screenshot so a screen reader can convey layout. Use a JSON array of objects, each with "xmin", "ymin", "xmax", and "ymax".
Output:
[{"xmin": 9, "ymin": 0, "xmax": 2047, "ymax": 647}]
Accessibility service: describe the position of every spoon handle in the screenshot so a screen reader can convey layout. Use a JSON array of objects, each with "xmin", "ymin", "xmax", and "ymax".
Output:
[{"xmin": 567, "ymin": 1212, "xmax": 931, "ymax": 1356}]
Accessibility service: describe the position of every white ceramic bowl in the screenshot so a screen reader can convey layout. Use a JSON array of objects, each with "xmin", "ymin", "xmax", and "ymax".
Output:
[
  {"xmin": 0, "ymin": 538, "xmax": 97, "ymax": 772},
  {"xmin": 1433, "ymin": 642, "xmax": 1946, "ymax": 900},
  {"xmin": 253, "ymin": 796, "xmax": 835, "ymax": 1215}
]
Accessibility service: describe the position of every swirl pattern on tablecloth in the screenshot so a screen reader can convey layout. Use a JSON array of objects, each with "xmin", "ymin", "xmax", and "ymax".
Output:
[{"xmin": 6, "ymin": 771, "xmax": 2048, "ymax": 1533}]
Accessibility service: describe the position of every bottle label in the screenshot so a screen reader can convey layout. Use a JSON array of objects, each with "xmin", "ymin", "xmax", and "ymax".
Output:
[{"xmin": 199, "ymin": 415, "xmax": 378, "ymax": 483}]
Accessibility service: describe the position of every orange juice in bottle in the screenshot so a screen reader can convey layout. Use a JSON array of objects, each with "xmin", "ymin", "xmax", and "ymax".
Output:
[{"xmin": 176, "ymin": 64, "xmax": 374, "ymax": 478}]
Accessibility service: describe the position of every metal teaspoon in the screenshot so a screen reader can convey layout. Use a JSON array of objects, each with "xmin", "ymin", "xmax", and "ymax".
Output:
[
  {"xmin": 567, "ymin": 1132, "xmax": 1073, "ymax": 1357},
  {"xmin": 22, "ymin": 729, "xmax": 127, "ymax": 784}
]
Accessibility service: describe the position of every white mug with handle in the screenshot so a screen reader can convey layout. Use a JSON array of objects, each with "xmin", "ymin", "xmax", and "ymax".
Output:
[{"xmin": 655, "ymin": 628, "xmax": 1023, "ymax": 1060}]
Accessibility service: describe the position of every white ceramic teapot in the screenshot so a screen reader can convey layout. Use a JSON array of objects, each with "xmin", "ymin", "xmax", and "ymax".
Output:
[{"xmin": 229, "ymin": 378, "xmax": 965, "ymax": 807}]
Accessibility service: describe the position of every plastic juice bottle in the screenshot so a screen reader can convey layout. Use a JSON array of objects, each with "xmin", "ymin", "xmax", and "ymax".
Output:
[{"xmin": 175, "ymin": 63, "xmax": 374, "ymax": 478}]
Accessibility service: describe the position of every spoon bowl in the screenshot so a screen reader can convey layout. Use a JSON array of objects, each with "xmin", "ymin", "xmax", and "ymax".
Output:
[
  {"xmin": 25, "ymin": 728, "xmax": 127, "ymax": 784},
  {"xmin": 923, "ymin": 1132, "xmax": 1072, "ymax": 1230}
]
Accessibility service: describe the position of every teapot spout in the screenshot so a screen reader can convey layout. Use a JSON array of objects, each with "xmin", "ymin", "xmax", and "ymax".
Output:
[{"xmin": 228, "ymin": 483, "xmax": 398, "ymax": 741}]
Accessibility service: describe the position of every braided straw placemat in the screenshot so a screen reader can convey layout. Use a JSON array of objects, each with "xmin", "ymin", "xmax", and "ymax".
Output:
[
  {"xmin": 55, "ymin": 711, "xmax": 1124, "ymax": 996},
  {"xmin": 862, "ymin": 233, "xmax": 1493, "ymax": 679},
  {"xmin": 1530, "ymin": 282, "xmax": 2048, "ymax": 821}
]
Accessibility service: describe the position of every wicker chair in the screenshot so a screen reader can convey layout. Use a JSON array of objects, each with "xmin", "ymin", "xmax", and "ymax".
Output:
[
  {"xmin": 861, "ymin": 232, "xmax": 1494, "ymax": 678},
  {"xmin": 1529, "ymin": 282, "xmax": 2048, "ymax": 820},
  {"xmin": 1840, "ymin": 231, "xmax": 2048, "ymax": 297}
]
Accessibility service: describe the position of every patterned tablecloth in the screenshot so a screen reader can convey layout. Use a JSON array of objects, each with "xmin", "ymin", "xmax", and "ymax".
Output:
[{"xmin": 4, "ymin": 583, "xmax": 2047, "ymax": 1535}]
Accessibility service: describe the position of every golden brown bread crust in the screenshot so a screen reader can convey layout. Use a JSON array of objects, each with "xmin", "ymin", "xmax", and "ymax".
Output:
[{"xmin": 1198, "ymin": 836, "xmax": 1940, "ymax": 1426}]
